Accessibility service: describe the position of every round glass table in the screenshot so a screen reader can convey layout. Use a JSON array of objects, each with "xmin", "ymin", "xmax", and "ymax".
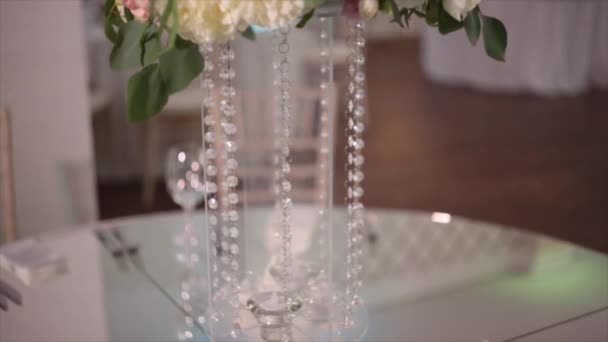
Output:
[{"xmin": 1, "ymin": 208, "xmax": 606, "ymax": 342}]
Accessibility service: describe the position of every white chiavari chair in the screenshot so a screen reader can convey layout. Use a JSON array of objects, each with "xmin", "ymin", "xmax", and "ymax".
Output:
[{"xmin": 209, "ymin": 86, "xmax": 337, "ymax": 205}]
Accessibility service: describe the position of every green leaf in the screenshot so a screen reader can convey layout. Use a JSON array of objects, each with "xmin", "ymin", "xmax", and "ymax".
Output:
[
  {"xmin": 124, "ymin": 7, "xmax": 134, "ymax": 21},
  {"xmin": 110, "ymin": 21, "xmax": 147, "ymax": 70},
  {"xmin": 140, "ymin": 29, "xmax": 162, "ymax": 66},
  {"xmin": 438, "ymin": 5, "xmax": 464, "ymax": 34},
  {"xmin": 296, "ymin": 9, "xmax": 315, "ymax": 29},
  {"xmin": 388, "ymin": 0, "xmax": 404, "ymax": 27},
  {"xmin": 159, "ymin": 37, "xmax": 204, "ymax": 94},
  {"xmin": 425, "ymin": 0, "xmax": 439, "ymax": 26},
  {"xmin": 464, "ymin": 7, "xmax": 481, "ymax": 45},
  {"xmin": 241, "ymin": 26, "xmax": 256, "ymax": 41},
  {"xmin": 482, "ymin": 15, "xmax": 507, "ymax": 61},
  {"xmin": 104, "ymin": 0, "xmax": 122, "ymax": 43},
  {"xmin": 127, "ymin": 64, "xmax": 168, "ymax": 122},
  {"xmin": 105, "ymin": 19, "xmax": 119, "ymax": 43},
  {"xmin": 103, "ymin": 0, "xmax": 115, "ymax": 17}
]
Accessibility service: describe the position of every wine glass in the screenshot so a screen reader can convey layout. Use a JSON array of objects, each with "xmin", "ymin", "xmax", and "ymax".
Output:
[{"xmin": 165, "ymin": 142, "xmax": 206, "ymax": 211}]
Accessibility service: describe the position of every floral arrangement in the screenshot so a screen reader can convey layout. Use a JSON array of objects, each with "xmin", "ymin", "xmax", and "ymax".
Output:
[{"xmin": 105, "ymin": 0, "xmax": 507, "ymax": 122}]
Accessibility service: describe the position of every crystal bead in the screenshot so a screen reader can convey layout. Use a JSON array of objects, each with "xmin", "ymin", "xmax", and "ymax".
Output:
[
  {"xmin": 354, "ymin": 122, "xmax": 365, "ymax": 134},
  {"xmin": 227, "ymin": 193, "xmax": 239, "ymax": 205},
  {"xmin": 221, "ymin": 270, "xmax": 231, "ymax": 282},
  {"xmin": 205, "ymin": 61, "xmax": 214, "ymax": 71},
  {"xmin": 220, "ymin": 102, "xmax": 236, "ymax": 116},
  {"xmin": 354, "ymin": 155, "xmax": 364, "ymax": 166},
  {"xmin": 282, "ymin": 180, "xmax": 292, "ymax": 192},
  {"xmin": 353, "ymin": 187, "xmax": 364, "ymax": 198},
  {"xmin": 225, "ymin": 141, "xmax": 238, "ymax": 153},
  {"xmin": 223, "ymin": 123, "xmax": 237, "ymax": 135},
  {"xmin": 354, "ymin": 105, "xmax": 365, "ymax": 117},
  {"xmin": 231, "ymin": 260, "xmax": 239, "ymax": 271},
  {"xmin": 282, "ymin": 162, "xmax": 291, "ymax": 174},
  {"xmin": 355, "ymin": 37, "xmax": 365, "ymax": 47},
  {"xmin": 353, "ymin": 139, "xmax": 365, "ymax": 150},
  {"xmin": 355, "ymin": 88, "xmax": 365, "ymax": 101},
  {"xmin": 348, "ymin": 82, "xmax": 355, "ymax": 94},
  {"xmin": 208, "ymin": 198, "xmax": 218, "ymax": 210},
  {"xmin": 283, "ymin": 197, "xmax": 292, "ymax": 209},
  {"xmin": 205, "ymin": 132, "xmax": 215, "ymax": 143},
  {"xmin": 219, "ymin": 67, "xmax": 235, "ymax": 80},
  {"xmin": 204, "ymin": 115, "xmax": 215, "ymax": 126},
  {"xmin": 226, "ymin": 159, "xmax": 238, "ymax": 170},
  {"xmin": 206, "ymin": 182, "xmax": 217, "ymax": 194},
  {"xmin": 230, "ymin": 244, "xmax": 239, "ymax": 255},
  {"xmin": 220, "ymin": 49, "xmax": 235, "ymax": 61},
  {"xmin": 348, "ymin": 100, "xmax": 354, "ymax": 112},
  {"xmin": 207, "ymin": 165, "xmax": 217, "ymax": 177},
  {"xmin": 201, "ymin": 78, "xmax": 214, "ymax": 89},
  {"xmin": 221, "ymin": 241, "xmax": 229, "ymax": 251},
  {"xmin": 226, "ymin": 175, "xmax": 238, "ymax": 187},
  {"xmin": 222, "ymin": 226, "xmax": 230, "ymax": 237},
  {"xmin": 205, "ymin": 149, "xmax": 216, "ymax": 160},
  {"xmin": 354, "ymin": 55, "xmax": 365, "ymax": 65},
  {"xmin": 348, "ymin": 64, "xmax": 355, "ymax": 76},
  {"xmin": 353, "ymin": 171, "xmax": 364, "ymax": 182},
  {"xmin": 229, "ymin": 227, "xmax": 239, "ymax": 238},
  {"xmin": 355, "ymin": 72, "xmax": 365, "ymax": 83},
  {"xmin": 222, "ymin": 86, "xmax": 236, "ymax": 98},
  {"xmin": 228, "ymin": 210, "xmax": 239, "ymax": 221}
]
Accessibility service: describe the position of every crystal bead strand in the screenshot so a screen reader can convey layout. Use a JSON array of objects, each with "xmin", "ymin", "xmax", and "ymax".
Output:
[
  {"xmin": 217, "ymin": 40, "xmax": 242, "ymax": 338},
  {"xmin": 200, "ymin": 44, "xmax": 225, "ymax": 328},
  {"xmin": 343, "ymin": 19, "xmax": 366, "ymax": 329},
  {"xmin": 276, "ymin": 24, "xmax": 295, "ymax": 342},
  {"xmin": 317, "ymin": 17, "xmax": 332, "ymax": 271},
  {"xmin": 175, "ymin": 219, "xmax": 205, "ymax": 341},
  {"xmin": 272, "ymin": 30, "xmax": 283, "ymax": 244}
]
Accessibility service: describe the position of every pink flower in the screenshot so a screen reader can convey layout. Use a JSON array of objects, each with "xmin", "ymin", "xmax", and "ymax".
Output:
[
  {"xmin": 342, "ymin": 0, "xmax": 361, "ymax": 19},
  {"xmin": 123, "ymin": 0, "xmax": 150, "ymax": 22}
]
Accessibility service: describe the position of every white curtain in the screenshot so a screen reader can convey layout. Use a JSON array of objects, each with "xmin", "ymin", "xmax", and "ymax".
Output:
[{"xmin": 421, "ymin": 0, "xmax": 608, "ymax": 96}]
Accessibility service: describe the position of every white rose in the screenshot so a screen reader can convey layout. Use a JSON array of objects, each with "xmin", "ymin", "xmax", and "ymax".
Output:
[
  {"xmin": 155, "ymin": 0, "xmax": 247, "ymax": 44},
  {"xmin": 359, "ymin": 0, "xmax": 378, "ymax": 20},
  {"xmin": 443, "ymin": 0, "xmax": 481, "ymax": 21},
  {"xmin": 242, "ymin": 0, "xmax": 305, "ymax": 29},
  {"xmin": 396, "ymin": 0, "xmax": 425, "ymax": 9}
]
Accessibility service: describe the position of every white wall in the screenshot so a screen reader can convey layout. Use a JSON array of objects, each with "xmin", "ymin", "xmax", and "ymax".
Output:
[{"xmin": 0, "ymin": 0, "xmax": 97, "ymax": 236}]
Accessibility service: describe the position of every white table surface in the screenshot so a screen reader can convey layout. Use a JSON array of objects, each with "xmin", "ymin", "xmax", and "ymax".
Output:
[{"xmin": 1, "ymin": 208, "xmax": 606, "ymax": 342}]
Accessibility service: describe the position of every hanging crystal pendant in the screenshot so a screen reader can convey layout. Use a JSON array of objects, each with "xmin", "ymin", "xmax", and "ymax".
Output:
[
  {"xmin": 200, "ymin": 11, "xmax": 369, "ymax": 342},
  {"xmin": 344, "ymin": 19, "xmax": 366, "ymax": 329}
]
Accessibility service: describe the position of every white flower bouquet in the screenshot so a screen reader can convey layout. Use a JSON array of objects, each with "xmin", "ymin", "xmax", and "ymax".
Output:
[{"xmin": 105, "ymin": 0, "xmax": 506, "ymax": 121}]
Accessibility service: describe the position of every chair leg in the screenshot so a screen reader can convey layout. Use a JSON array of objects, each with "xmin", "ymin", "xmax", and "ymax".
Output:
[{"xmin": 141, "ymin": 120, "xmax": 160, "ymax": 208}]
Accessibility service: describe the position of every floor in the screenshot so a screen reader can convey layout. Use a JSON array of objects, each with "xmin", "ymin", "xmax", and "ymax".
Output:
[{"xmin": 97, "ymin": 39, "xmax": 608, "ymax": 253}]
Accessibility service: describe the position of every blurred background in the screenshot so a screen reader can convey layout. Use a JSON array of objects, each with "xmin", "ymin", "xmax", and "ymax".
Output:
[{"xmin": 1, "ymin": 0, "xmax": 607, "ymax": 252}]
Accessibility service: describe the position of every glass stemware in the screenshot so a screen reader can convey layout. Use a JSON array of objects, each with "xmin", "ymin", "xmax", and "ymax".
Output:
[{"xmin": 165, "ymin": 142, "xmax": 206, "ymax": 211}]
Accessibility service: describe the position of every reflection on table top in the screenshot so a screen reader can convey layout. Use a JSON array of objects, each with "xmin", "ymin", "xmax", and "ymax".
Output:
[{"xmin": 1, "ymin": 208, "xmax": 606, "ymax": 342}]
